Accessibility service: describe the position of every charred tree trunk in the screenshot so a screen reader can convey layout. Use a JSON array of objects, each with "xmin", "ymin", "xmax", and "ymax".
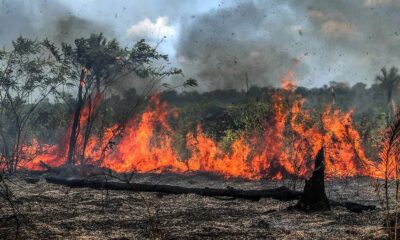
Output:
[
  {"xmin": 81, "ymin": 93, "xmax": 93, "ymax": 164},
  {"xmin": 66, "ymin": 68, "xmax": 87, "ymax": 166},
  {"xmin": 295, "ymin": 147, "xmax": 331, "ymax": 211}
]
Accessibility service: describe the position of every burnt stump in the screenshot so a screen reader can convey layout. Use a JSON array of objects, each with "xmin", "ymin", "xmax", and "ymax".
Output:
[{"xmin": 295, "ymin": 147, "xmax": 331, "ymax": 211}]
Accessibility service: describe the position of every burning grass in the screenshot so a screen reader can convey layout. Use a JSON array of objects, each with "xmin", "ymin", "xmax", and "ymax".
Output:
[
  {"xmin": 0, "ymin": 30, "xmax": 398, "ymax": 240},
  {"xmin": 20, "ymin": 88, "xmax": 383, "ymax": 181},
  {"xmin": 2, "ymin": 68, "xmax": 391, "ymax": 239}
]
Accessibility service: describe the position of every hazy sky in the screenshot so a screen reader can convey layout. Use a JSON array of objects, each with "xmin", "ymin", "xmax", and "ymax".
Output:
[{"xmin": 1, "ymin": 0, "xmax": 400, "ymax": 90}]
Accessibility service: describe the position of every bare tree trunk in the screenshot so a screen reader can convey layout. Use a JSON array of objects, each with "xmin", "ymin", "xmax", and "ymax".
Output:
[
  {"xmin": 0, "ymin": 126, "xmax": 10, "ymax": 170},
  {"xmin": 12, "ymin": 128, "xmax": 22, "ymax": 171},
  {"xmin": 81, "ymin": 93, "xmax": 96, "ymax": 164},
  {"xmin": 66, "ymin": 68, "xmax": 87, "ymax": 166}
]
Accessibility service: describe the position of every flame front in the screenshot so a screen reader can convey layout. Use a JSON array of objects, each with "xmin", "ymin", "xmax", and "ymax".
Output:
[
  {"xmin": 21, "ymin": 96, "xmax": 383, "ymax": 180},
  {"xmin": 21, "ymin": 73, "xmax": 385, "ymax": 180}
]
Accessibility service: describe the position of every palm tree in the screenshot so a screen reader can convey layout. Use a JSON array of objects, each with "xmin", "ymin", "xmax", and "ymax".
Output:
[{"xmin": 375, "ymin": 67, "xmax": 400, "ymax": 121}]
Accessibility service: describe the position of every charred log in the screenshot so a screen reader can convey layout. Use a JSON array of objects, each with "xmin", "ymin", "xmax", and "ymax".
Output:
[
  {"xmin": 44, "ymin": 176, "xmax": 376, "ymax": 213},
  {"xmin": 45, "ymin": 176, "xmax": 301, "ymax": 201},
  {"xmin": 329, "ymin": 200, "xmax": 375, "ymax": 213},
  {"xmin": 24, "ymin": 178, "xmax": 40, "ymax": 184},
  {"xmin": 295, "ymin": 147, "xmax": 331, "ymax": 211}
]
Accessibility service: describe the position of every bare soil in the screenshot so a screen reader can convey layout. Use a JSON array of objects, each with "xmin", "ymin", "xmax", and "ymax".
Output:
[{"xmin": 0, "ymin": 173, "xmax": 385, "ymax": 239}]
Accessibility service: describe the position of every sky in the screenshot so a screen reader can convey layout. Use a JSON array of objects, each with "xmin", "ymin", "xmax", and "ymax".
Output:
[{"xmin": 1, "ymin": 0, "xmax": 400, "ymax": 91}]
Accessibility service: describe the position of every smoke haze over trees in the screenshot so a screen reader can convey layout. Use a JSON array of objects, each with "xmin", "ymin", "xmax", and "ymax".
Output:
[{"xmin": 1, "ymin": 0, "xmax": 400, "ymax": 90}]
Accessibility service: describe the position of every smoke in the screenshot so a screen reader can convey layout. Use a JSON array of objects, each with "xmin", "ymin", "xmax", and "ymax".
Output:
[
  {"xmin": 2, "ymin": 0, "xmax": 400, "ymax": 89},
  {"xmin": 289, "ymin": 0, "xmax": 400, "ymax": 85},
  {"xmin": 175, "ymin": 0, "xmax": 400, "ymax": 89},
  {"xmin": 176, "ymin": 2, "xmax": 308, "ymax": 90},
  {"xmin": 0, "ymin": 0, "xmax": 111, "ymax": 47}
]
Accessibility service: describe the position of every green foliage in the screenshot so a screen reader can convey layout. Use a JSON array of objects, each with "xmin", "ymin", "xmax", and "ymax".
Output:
[
  {"xmin": 0, "ymin": 36, "xmax": 68, "ymax": 170},
  {"xmin": 218, "ymin": 101, "xmax": 272, "ymax": 150},
  {"xmin": 12, "ymin": 37, "xmax": 41, "ymax": 55},
  {"xmin": 171, "ymin": 99, "xmax": 272, "ymax": 152},
  {"xmin": 220, "ymin": 129, "xmax": 242, "ymax": 151},
  {"xmin": 43, "ymin": 33, "xmax": 182, "ymax": 88},
  {"xmin": 0, "ymin": 37, "xmax": 64, "ymax": 106},
  {"xmin": 130, "ymin": 39, "xmax": 168, "ymax": 64},
  {"xmin": 227, "ymin": 101, "xmax": 272, "ymax": 134}
]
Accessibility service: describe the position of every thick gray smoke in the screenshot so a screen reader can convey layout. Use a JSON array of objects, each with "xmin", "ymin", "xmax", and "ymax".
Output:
[
  {"xmin": 290, "ymin": 0, "xmax": 400, "ymax": 86},
  {"xmin": 2, "ymin": 0, "xmax": 400, "ymax": 89},
  {"xmin": 175, "ymin": 0, "xmax": 400, "ymax": 89},
  {"xmin": 0, "ymin": 0, "xmax": 111, "ymax": 47},
  {"xmin": 176, "ymin": 2, "xmax": 307, "ymax": 90}
]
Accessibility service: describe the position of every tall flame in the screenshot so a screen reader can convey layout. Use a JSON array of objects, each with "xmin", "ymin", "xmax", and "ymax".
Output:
[{"xmin": 21, "ymin": 72, "xmax": 385, "ymax": 180}]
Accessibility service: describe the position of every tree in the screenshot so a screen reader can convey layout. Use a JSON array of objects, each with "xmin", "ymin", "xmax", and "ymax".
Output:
[
  {"xmin": 375, "ymin": 67, "xmax": 400, "ymax": 121},
  {"xmin": 43, "ymin": 33, "xmax": 183, "ymax": 166},
  {"xmin": 0, "ymin": 37, "xmax": 65, "ymax": 172}
]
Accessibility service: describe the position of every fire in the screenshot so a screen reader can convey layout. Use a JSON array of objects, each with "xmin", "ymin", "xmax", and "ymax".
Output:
[
  {"xmin": 281, "ymin": 70, "xmax": 296, "ymax": 91},
  {"xmin": 22, "ymin": 140, "xmax": 63, "ymax": 170},
  {"xmin": 20, "ymin": 73, "xmax": 385, "ymax": 180},
  {"xmin": 186, "ymin": 127, "xmax": 255, "ymax": 178},
  {"xmin": 101, "ymin": 97, "xmax": 186, "ymax": 173}
]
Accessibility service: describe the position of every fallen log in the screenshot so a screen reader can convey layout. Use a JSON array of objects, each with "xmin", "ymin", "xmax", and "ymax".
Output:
[
  {"xmin": 44, "ymin": 176, "xmax": 377, "ymax": 212},
  {"xmin": 45, "ymin": 176, "xmax": 302, "ymax": 201}
]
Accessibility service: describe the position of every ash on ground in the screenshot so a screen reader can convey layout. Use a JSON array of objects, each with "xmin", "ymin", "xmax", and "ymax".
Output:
[{"xmin": 0, "ymin": 173, "xmax": 384, "ymax": 239}]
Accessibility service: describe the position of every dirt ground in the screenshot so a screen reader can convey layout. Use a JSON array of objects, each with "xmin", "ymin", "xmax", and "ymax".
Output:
[{"xmin": 0, "ymin": 173, "xmax": 385, "ymax": 239}]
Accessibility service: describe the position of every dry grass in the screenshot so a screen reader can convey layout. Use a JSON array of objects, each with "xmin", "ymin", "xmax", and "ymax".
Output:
[{"xmin": 0, "ymin": 173, "xmax": 386, "ymax": 239}]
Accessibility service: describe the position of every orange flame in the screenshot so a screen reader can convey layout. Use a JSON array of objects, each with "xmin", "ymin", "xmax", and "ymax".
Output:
[
  {"xmin": 281, "ymin": 70, "xmax": 297, "ymax": 91},
  {"xmin": 20, "ymin": 74, "xmax": 385, "ymax": 180}
]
